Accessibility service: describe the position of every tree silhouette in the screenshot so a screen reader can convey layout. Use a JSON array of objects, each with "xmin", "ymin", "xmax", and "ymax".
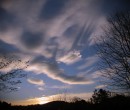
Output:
[
  {"xmin": 0, "ymin": 55, "xmax": 29, "ymax": 91},
  {"xmin": 90, "ymin": 89, "xmax": 110, "ymax": 104},
  {"xmin": 97, "ymin": 11, "xmax": 130, "ymax": 92}
]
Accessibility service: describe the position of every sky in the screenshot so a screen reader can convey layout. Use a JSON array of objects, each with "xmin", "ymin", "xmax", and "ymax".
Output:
[{"xmin": 0, "ymin": 0, "xmax": 130, "ymax": 105}]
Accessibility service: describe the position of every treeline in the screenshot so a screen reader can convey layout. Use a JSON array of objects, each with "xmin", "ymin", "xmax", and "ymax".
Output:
[{"xmin": 1, "ymin": 89, "xmax": 130, "ymax": 110}]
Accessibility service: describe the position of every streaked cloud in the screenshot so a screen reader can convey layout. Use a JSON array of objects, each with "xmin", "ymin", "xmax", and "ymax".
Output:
[
  {"xmin": 27, "ymin": 78, "xmax": 45, "ymax": 86},
  {"xmin": 95, "ymin": 85, "xmax": 107, "ymax": 89},
  {"xmin": 29, "ymin": 58, "xmax": 94, "ymax": 85},
  {"xmin": 0, "ymin": 0, "xmax": 117, "ymax": 87},
  {"xmin": 91, "ymin": 71, "xmax": 102, "ymax": 79},
  {"xmin": 57, "ymin": 51, "xmax": 81, "ymax": 65},
  {"xmin": 51, "ymin": 85, "xmax": 71, "ymax": 89},
  {"xmin": 1, "ymin": 0, "xmax": 130, "ymax": 105},
  {"xmin": 78, "ymin": 55, "xmax": 99, "ymax": 70}
]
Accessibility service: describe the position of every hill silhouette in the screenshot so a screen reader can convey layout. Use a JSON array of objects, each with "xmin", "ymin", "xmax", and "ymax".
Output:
[{"xmin": 1, "ymin": 89, "xmax": 130, "ymax": 110}]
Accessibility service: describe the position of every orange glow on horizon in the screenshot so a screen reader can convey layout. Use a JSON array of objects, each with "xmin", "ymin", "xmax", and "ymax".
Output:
[
  {"xmin": 11, "ymin": 96, "xmax": 51, "ymax": 106},
  {"xmin": 10, "ymin": 93, "xmax": 92, "ymax": 106}
]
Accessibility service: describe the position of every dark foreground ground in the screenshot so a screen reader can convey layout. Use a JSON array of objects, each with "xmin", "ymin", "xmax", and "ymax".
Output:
[{"xmin": 1, "ymin": 94, "xmax": 130, "ymax": 110}]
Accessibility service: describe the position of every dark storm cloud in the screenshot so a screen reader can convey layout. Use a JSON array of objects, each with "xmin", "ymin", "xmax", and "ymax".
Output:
[
  {"xmin": 40, "ymin": 0, "xmax": 68, "ymax": 20},
  {"xmin": 0, "ymin": 7, "xmax": 16, "ymax": 32},
  {"xmin": 21, "ymin": 31, "xmax": 44, "ymax": 49},
  {"xmin": 0, "ymin": 40, "xmax": 20, "ymax": 55}
]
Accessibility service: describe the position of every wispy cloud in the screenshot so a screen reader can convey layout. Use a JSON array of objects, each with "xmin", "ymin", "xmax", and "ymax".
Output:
[
  {"xmin": 57, "ymin": 50, "xmax": 81, "ymax": 65},
  {"xmin": 78, "ymin": 55, "xmax": 99, "ymax": 70},
  {"xmin": 91, "ymin": 71, "xmax": 102, "ymax": 79},
  {"xmin": 1, "ymin": 0, "xmax": 129, "ymax": 91},
  {"xmin": 95, "ymin": 85, "xmax": 107, "ymax": 89},
  {"xmin": 27, "ymin": 57, "xmax": 94, "ymax": 85},
  {"xmin": 0, "ymin": 40, "xmax": 20, "ymax": 55},
  {"xmin": 27, "ymin": 78, "xmax": 45, "ymax": 86},
  {"xmin": 38, "ymin": 87, "xmax": 44, "ymax": 91},
  {"xmin": 51, "ymin": 85, "xmax": 71, "ymax": 89}
]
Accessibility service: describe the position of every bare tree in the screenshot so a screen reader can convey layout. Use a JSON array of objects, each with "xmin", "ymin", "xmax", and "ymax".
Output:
[
  {"xmin": 70, "ymin": 97, "xmax": 85, "ymax": 103},
  {"xmin": 97, "ymin": 11, "xmax": 130, "ymax": 92},
  {"xmin": 90, "ymin": 89, "xmax": 110, "ymax": 104},
  {"xmin": 51, "ymin": 89, "xmax": 68, "ymax": 102},
  {"xmin": 0, "ymin": 54, "xmax": 29, "ymax": 91}
]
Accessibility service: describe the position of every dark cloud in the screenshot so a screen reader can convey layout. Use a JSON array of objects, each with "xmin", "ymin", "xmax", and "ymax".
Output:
[
  {"xmin": 98, "ymin": 0, "xmax": 130, "ymax": 15},
  {"xmin": 0, "ymin": 40, "xmax": 20, "ymax": 55},
  {"xmin": 21, "ymin": 31, "xmax": 44, "ymax": 49},
  {"xmin": 47, "ymin": 37, "xmax": 58, "ymax": 45},
  {"xmin": 0, "ymin": 0, "xmax": 10, "ymax": 5},
  {"xmin": 31, "ymin": 55, "xmax": 47, "ymax": 64},
  {"xmin": 63, "ymin": 24, "xmax": 79, "ymax": 38},
  {"xmin": 31, "ymin": 55, "xmax": 57, "ymax": 66},
  {"xmin": 40, "ymin": 0, "xmax": 68, "ymax": 20},
  {"xmin": 0, "ymin": 7, "xmax": 16, "ymax": 32}
]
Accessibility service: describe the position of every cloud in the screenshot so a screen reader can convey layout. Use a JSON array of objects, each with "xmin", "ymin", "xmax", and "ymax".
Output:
[
  {"xmin": 0, "ymin": 40, "xmax": 26, "ymax": 72},
  {"xmin": 0, "ymin": 0, "xmax": 101, "ymax": 87},
  {"xmin": 87, "ymin": 16, "xmax": 107, "ymax": 46},
  {"xmin": 1, "ymin": 0, "xmax": 127, "ymax": 89},
  {"xmin": 40, "ymin": 0, "xmax": 68, "ymax": 20},
  {"xmin": 51, "ymin": 85, "xmax": 71, "ymax": 89},
  {"xmin": 0, "ymin": 7, "xmax": 17, "ymax": 32},
  {"xmin": 57, "ymin": 51, "xmax": 82, "ymax": 65},
  {"xmin": 38, "ymin": 87, "xmax": 44, "ymax": 91},
  {"xmin": 20, "ymin": 31, "xmax": 44, "ymax": 49},
  {"xmin": 97, "ymin": 0, "xmax": 130, "ymax": 14},
  {"xmin": 91, "ymin": 71, "xmax": 102, "ymax": 79},
  {"xmin": 11, "ymin": 96, "xmax": 50, "ymax": 105},
  {"xmin": 0, "ymin": 39, "xmax": 31, "ymax": 74},
  {"xmin": 27, "ymin": 78, "xmax": 45, "ymax": 86},
  {"xmin": 76, "ymin": 68, "xmax": 94, "ymax": 78},
  {"xmin": 71, "ymin": 23, "xmax": 95, "ymax": 50},
  {"xmin": 0, "ymin": 40, "xmax": 20, "ymax": 55},
  {"xmin": 78, "ymin": 55, "xmax": 99, "ymax": 70},
  {"xmin": 95, "ymin": 84, "xmax": 107, "ymax": 89},
  {"xmin": 63, "ymin": 24, "xmax": 80, "ymax": 38},
  {"xmin": 28, "ymin": 56, "xmax": 94, "ymax": 85},
  {"xmin": 0, "ymin": 0, "xmax": 97, "ymax": 57}
]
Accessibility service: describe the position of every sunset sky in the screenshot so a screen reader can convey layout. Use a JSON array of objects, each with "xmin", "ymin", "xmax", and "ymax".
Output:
[{"xmin": 0, "ymin": 0, "xmax": 130, "ymax": 105}]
